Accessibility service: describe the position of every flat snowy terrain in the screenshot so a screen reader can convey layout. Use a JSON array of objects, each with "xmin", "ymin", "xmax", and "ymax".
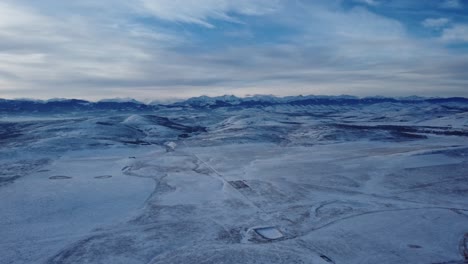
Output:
[{"xmin": 1, "ymin": 97, "xmax": 468, "ymax": 264}]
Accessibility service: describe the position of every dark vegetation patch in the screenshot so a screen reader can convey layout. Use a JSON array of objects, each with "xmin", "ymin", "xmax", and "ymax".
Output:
[
  {"xmin": 95, "ymin": 121, "xmax": 114, "ymax": 126},
  {"xmin": 49, "ymin": 175, "xmax": 72, "ymax": 180},
  {"xmin": 0, "ymin": 175, "xmax": 20, "ymax": 185},
  {"xmin": 335, "ymin": 124, "xmax": 468, "ymax": 137},
  {"xmin": 0, "ymin": 122, "xmax": 23, "ymax": 142},
  {"xmin": 0, "ymin": 159, "xmax": 50, "ymax": 186},
  {"xmin": 94, "ymin": 175, "xmax": 112, "ymax": 179},
  {"xmin": 120, "ymin": 140, "xmax": 152, "ymax": 145},
  {"xmin": 396, "ymin": 132, "xmax": 427, "ymax": 139},
  {"xmin": 408, "ymin": 244, "xmax": 422, "ymax": 249},
  {"xmin": 229, "ymin": 180, "xmax": 250, "ymax": 189},
  {"xmin": 142, "ymin": 115, "xmax": 207, "ymax": 133},
  {"xmin": 320, "ymin": 254, "xmax": 335, "ymax": 263}
]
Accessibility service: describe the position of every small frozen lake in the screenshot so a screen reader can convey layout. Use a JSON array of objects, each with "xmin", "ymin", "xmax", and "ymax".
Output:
[{"xmin": 254, "ymin": 227, "xmax": 284, "ymax": 240}]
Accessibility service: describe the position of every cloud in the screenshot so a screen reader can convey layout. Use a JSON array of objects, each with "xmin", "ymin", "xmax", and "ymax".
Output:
[
  {"xmin": 441, "ymin": 24, "xmax": 468, "ymax": 43},
  {"xmin": 0, "ymin": 0, "xmax": 467, "ymax": 99},
  {"xmin": 294, "ymin": 4, "xmax": 409, "ymax": 64},
  {"xmin": 0, "ymin": 0, "xmax": 183, "ymax": 90},
  {"xmin": 440, "ymin": 0, "xmax": 462, "ymax": 9},
  {"xmin": 422, "ymin": 18, "xmax": 450, "ymax": 29},
  {"xmin": 138, "ymin": 0, "xmax": 280, "ymax": 28},
  {"xmin": 354, "ymin": 0, "xmax": 379, "ymax": 6}
]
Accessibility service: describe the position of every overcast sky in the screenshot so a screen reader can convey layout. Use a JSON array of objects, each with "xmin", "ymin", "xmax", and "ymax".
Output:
[{"xmin": 0, "ymin": 0, "xmax": 467, "ymax": 100}]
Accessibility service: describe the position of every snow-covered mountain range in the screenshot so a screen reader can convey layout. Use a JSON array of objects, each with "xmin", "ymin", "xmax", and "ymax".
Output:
[{"xmin": 1, "ymin": 95, "xmax": 467, "ymax": 113}]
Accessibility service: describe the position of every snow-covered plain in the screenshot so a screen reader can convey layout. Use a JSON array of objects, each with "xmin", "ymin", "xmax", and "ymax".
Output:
[{"xmin": 1, "ymin": 97, "xmax": 468, "ymax": 264}]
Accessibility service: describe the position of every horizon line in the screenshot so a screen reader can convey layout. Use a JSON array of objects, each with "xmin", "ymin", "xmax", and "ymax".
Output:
[{"xmin": 2, "ymin": 94, "xmax": 468, "ymax": 105}]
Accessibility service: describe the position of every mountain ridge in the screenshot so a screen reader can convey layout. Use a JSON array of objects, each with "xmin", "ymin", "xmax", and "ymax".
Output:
[{"xmin": 1, "ymin": 95, "xmax": 468, "ymax": 113}]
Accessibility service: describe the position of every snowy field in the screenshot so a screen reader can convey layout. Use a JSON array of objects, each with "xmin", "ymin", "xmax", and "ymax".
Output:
[{"xmin": 1, "ymin": 98, "xmax": 468, "ymax": 264}]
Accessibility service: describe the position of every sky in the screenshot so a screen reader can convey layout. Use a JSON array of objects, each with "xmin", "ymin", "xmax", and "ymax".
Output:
[{"xmin": 0, "ymin": 0, "xmax": 467, "ymax": 100}]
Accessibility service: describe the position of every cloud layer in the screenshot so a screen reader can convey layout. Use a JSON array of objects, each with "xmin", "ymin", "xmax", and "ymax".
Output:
[{"xmin": 0, "ymin": 0, "xmax": 467, "ymax": 100}]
